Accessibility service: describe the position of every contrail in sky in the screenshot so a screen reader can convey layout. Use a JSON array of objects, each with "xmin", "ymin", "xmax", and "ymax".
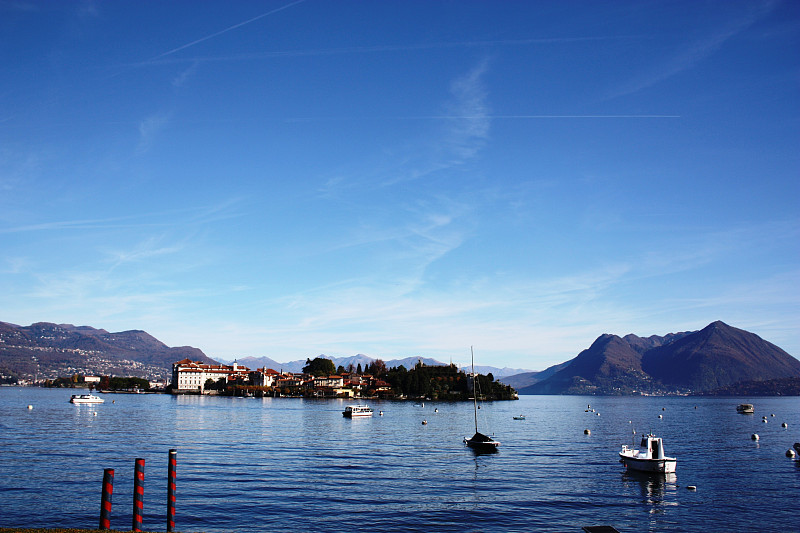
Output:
[{"xmin": 152, "ymin": 0, "xmax": 306, "ymax": 60}]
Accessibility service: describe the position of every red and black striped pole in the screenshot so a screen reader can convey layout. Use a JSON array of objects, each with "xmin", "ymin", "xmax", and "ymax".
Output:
[
  {"xmin": 99, "ymin": 468, "xmax": 114, "ymax": 530},
  {"xmin": 167, "ymin": 449, "xmax": 177, "ymax": 532},
  {"xmin": 132, "ymin": 458, "xmax": 145, "ymax": 532}
]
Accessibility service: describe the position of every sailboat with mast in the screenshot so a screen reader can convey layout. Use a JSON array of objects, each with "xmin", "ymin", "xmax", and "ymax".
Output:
[{"xmin": 464, "ymin": 347, "xmax": 500, "ymax": 452}]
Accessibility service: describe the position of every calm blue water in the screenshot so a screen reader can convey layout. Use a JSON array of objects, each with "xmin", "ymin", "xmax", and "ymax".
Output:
[{"xmin": 1, "ymin": 388, "xmax": 798, "ymax": 533}]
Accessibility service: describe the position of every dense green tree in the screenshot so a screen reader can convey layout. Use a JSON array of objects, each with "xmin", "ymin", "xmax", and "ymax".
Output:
[
  {"xmin": 303, "ymin": 357, "xmax": 336, "ymax": 376},
  {"xmin": 368, "ymin": 359, "xmax": 387, "ymax": 378}
]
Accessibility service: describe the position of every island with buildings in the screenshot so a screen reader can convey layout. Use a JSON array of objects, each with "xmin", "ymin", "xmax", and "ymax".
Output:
[{"xmin": 171, "ymin": 357, "xmax": 518, "ymax": 400}]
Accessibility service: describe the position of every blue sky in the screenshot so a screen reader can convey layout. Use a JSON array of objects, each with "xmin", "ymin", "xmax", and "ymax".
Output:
[{"xmin": 1, "ymin": 0, "xmax": 798, "ymax": 370}]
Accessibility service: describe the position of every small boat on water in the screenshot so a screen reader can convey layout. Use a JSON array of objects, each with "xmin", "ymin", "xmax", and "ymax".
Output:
[
  {"xmin": 464, "ymin": 347, "xmax": 500, "ymax": 452},
  {"xmin": 342, "ymin": 405, "xmax": 373, "ymax": 417},
  {"xmin": 736, "ymin": 403, "xmax": 754, "ymax": 414},
  {"xmin": 619, "ymin": 433, "xmax": 676, "ymax": 474},
  {"xmin": 513, "ymin": 415, "xmax": 526, "ymax": 420},
  {"xmin": 69, "ymin": 394, "xmax": 105, "ymax": 404}
]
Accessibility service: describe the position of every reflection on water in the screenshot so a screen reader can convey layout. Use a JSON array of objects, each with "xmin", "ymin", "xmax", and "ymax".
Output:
[{"xmin": 622, "ymin": 470, "xmax": 678, "ymax": 514}]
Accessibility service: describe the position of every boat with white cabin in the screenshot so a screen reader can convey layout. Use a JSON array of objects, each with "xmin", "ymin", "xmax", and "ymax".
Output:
[
  {"xmin": 619, "ymin": 433, "xmax": 676, "ymax": 473},
  {"xmin": 736, "ymin": 403, "xmax": 754, "ymax": 414},
  {"xmin": 342, "ymin": 405, "xmax": 373, "ymax": 417},
  {"xmin": 69, "ymin": 394, "xmax": 105, "ymax": 404}
]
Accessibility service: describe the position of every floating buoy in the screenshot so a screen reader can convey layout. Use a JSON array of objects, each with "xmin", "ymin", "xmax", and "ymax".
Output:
[
  {"xmin": 434, "ymin": 408, "xmax": 438, "ymax": 413},
  {"xmin": 658, "ymin": 415, "xmax": 663, "ymax": 419},
  {"xmin": 687, "ymin": 485, "xmax": 697, "ymax": 491},
  {"xmin": 596, "ymin": 412, "xmax": 600, "ymax": 416},
  {"xmin": 379, "ymin": 411, "xmax": 383, "ymax": 416},
  {"xmin": 787, "ymin": 449, "xmax": 796, "ymax": 458},
  {"xmin": 762, "ymin": 419, "xmax": 768, "ymax": 423},
  {"xmin": 422, "ymin": 420, "xmax": 427, "ymax": 425},
  {"xmin": 584, "ymin": 429, "xmax": 591, "ymax": 435},
  {"xmin": 662, "ymin": 407, "xmax": 665, "ymax": 411},
  {"xmin": 771, "ymin": 413, "xmax": 775, "ymax": 417},
  {"xmin": 751, "ymin": 433, "xmax": 759, "ymax": 441},
  {"xmin": 112, "ymin": 400, "xmax": 115, "ymax": 404},
  {"xmin": 781, "ymin": 422, "xmax": 787, "ymax": 428},
  {"xmin": 421, "ymin": 402, "xmax": 424, "ymax": 408},
  {"xmin": 632, "ymin": 429, "xmax": 636, "ymax": 434},
  {"xmin": 93, "ymin": 412, "xmax": 97, "ymax": 416},
  {"xmin": 27, "ymin": 405, "xmax": 33, "ymax": 410}
]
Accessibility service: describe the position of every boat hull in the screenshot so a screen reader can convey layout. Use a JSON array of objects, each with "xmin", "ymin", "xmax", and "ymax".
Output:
[
  {"xmin": 342, "ymin": 405, "xmax": 373, "ymax": 417},
  {"xmin": 464, "ymin": 433, "xmax": 500, "ymax": 452},
  {"xmin": 70, "ymin": 395, "xmax": 104, "ymax": 404},
  {"xmin": 619, "ymin": 453, "xmax": 676, "ymax": 474}
]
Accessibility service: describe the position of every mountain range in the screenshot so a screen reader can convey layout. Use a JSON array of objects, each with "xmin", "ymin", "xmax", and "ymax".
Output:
[
  {"xmin": 0, "ymin": 321, "xmax": 214, "ymax": 381},
  {"xmin": 0, "ymin": 321, "xmax": 530, "ymax": 382},
  {"xmin": 508, "ymin": 321, "xmax": 800, "ymax": 395},
  {"xmin": 229, "ymin": 354, "xmax": 531, "ymax": 377},
  {"xmin": 2, "ymin": 319, "xmax": 797, "ymax": 395}
]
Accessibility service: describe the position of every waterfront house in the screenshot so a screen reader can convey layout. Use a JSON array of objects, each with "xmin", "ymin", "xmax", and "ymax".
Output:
[
  {"xmin": 313, "ymin": 375, "xmax": 344, "ymax": 388},
  {"xmin": 172, "ymin": 359, "xmax": 251, "ymax": 393}
]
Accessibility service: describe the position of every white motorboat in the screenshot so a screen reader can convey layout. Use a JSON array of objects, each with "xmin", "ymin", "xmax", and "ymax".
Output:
[
  {"xmin": 619, "ymin": 433, "xmax": 676, "ymax": 474},
  {"xmin": 69, "ymin": 394, "xmax": 105, "ymax": 404},
  {"xmin": 342, "ymin": 405, "xmax": 373, "ymax": 417},
  {"xmin": 736, "ymin": 403, "xmax": 754, "ymax": 414}
]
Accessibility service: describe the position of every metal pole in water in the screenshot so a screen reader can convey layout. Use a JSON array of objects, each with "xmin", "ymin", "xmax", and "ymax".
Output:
[
  {"xmin": 132, "ymin": 458, "xmax": 145, "ymax": 532},
  {"xmin": 167, "ymin": 449, "xmax": 177, "ymax": 532},
  {"xmin": 99, "ymin": 468, "xmax": 114, "ymax": 530}
]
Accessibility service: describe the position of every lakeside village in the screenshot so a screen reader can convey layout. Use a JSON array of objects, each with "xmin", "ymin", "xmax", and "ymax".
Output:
[{"xmin": 39, "ymin": 357, "xmax": 519, "ymax": 401}]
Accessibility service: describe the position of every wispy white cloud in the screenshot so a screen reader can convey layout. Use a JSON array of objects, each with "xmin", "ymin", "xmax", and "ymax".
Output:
[
  {"xmin": 141, "ymin": 35, "xmax": 634, "ymax": 67},
  {"xmin": 608, "ymin": 2, "xmax": 778, "ymax": 99},
  {"xmin": 377, "ymin": 59, "xmax": 491, "ymax": 187},
  {"xmin": 172, "ymin": 60, "xmax": 199, "ymax": 88},
  {"xmin": 151, "ymin": 0, "xmax": 306, "ymax": 60},
  {"xmin": 137, "ymin": 112, "xmax": 170, "ymax": 154},
  {"xmin": 0, "ymin": 199, "xmax": 244, "ymax": 234}
]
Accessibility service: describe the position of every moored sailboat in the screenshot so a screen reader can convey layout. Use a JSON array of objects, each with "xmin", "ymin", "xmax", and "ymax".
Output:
[{"xmin": 464, "ymin": 347, "xmax": 500, "ymax": 452}]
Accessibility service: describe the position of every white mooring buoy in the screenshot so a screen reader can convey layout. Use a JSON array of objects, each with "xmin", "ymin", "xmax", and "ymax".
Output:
[
  {"xmin": 27, "ymin": 405, "xmax": 33, "ymax": 410},
  {"xmin": 658, "ymin": 414, "xmax": 663, "ymax": 419},
  {"xmin": 584, "ymin": 429, "xmax": 591, "ymax": 435},
  {"xmin": 422, "ymin": 420, "xmax": 427, "ymax": 425},
  {"xmin": 687, "ymin": 485, "xmax": 697, "ymax": 491},
  {"xmin": 751, "ymin": 433, "xmax": 759, "ymax": 441},
  {"xmin": 786, "ymin": 449, "xmax": 796, "ymax": 458},
  {"xmin": 782, "ymin": 422, "xmax": 787, "ymax": 428}
]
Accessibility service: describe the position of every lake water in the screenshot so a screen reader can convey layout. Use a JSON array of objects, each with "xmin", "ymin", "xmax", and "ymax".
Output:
[{"xmin": 1, "ymin": 388, "xmax": 798, "ymax": 532}]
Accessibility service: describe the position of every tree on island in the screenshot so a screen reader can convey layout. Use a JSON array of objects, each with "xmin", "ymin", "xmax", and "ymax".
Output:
[
  {"xmin": 367, "ymin": 359, "xmax": 387, "ymax": 378},
  {"xmin": 303, "ymin": 357, "xmax": 336, "ymax": 376}
]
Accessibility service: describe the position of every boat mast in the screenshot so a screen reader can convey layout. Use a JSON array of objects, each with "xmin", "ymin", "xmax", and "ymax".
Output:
[{"xmin": 471, "ymin": 346, "xmax": 478, "ymax": 434}]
